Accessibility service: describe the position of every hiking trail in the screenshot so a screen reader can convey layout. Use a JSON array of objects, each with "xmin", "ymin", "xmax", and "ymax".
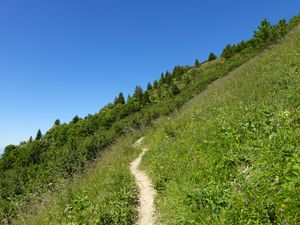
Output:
[{"xmin": 130, "ymin": 137, "xmax": 156, "ymax": 225}]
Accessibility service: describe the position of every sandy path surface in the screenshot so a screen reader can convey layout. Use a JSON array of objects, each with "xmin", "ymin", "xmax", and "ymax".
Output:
[{"xmin": 130, "ymin": 137, "xmax": 156, "ymax": 225}]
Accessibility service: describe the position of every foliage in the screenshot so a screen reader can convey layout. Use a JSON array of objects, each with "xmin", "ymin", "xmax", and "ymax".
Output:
[
  {"xmin": 35, "ymin": 129, "xmax": 42, "ymax": 141},
  {"xmin": 147, "ymin": 82, "xmax": 153, "ymax": 91},
  {"xmin": 194, "ymin": 59, "xmax": 201, "ymax": 67},
  {"xmin": 221, "ymin": 15, "xmax": 300, "ymax": 59},
  {"xmin": 114, "ymin": 92, "xmax": 125, "ymax": 105},
  {"xmin": 208, "ymin": 52, "xmax": 217, "ymax": 61},
  {"xmin": 54, "ymin": 119, "xmax": 61, "ymax": 126},
  {"xmin": 16, "ymin": 136, "xmax": 140, "ymax": 225},
  {"xmin": 142, "ymin": 23, "xmax": 300, "ymax": 224},
  {"xmin": 170, "ymin": 83, "xmax": 180, "ymax": 95}
]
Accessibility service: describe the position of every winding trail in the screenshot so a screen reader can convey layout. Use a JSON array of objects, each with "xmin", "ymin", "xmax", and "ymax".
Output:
[{"xmin": 130, "ymin": 137, "xmax": 156, "ymax": 225}]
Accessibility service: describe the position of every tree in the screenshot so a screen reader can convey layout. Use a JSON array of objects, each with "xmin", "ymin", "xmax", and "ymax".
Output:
[
  {"xmin": 142, "ymin": 91, "xmax": 151, "ymax": 105},
  {"xmin": 170, "ymin": 83, "xmax": 180, "ymax": 95},
  {"xmin": 208, "ymin": 52, "xmax": 217, "ymax": 61},
  {"xmin": 159, "ymin": 73, "xmax": 165, "ymax": 84},
  {"xmin": 72, "ymin": 115, "xmax": 80, "ymax": 124},
  {"xmin": 173, "ymin": 65, "xmax": 185, "ymax": 80},
  {"xmin": 147, "ymin": 82, "xmax": 153, "ymax": 91},
  {"xmin": 276, "ymin": 19, "xmax": 287, "ymax": 39},
  {"xmin": 127, "ymin": 94, "xmax": 131, "ymax": 102},
  {"xmin": 153, "ymin": 80, "xmax": 158, "ymax": 89},
  {"xmin": 54, "ymin": 119, "xmax": 61, "ymax": 126},
  {"xmin": 194, "ymin": 59, "xmax": 201, "ymax": 67},
  {"xmin": 253, "ymin": 18, "xmax": 274, "ymax": 47},
  {"xmin": 134, "ymin": 86, "xmax": 143, "ymax": 103},
  {"xmin": 35, "ymin": 129, "xmax": 42, "ymax": 140},
  {"xmin": 221, "ymin": 44, "xmax": 234, "ymax": 59},
  {"xmin": 114, "ymin": 92, "xmax": 125, "ymax": 105},
  {"xmin": 2, "ymin": 144, "xmax": 17, "ymax": 161},
  {"xmin": 165, "ymin": 71, "xmax": 172, "ymax": 84},
  {"xmin": 29, "ymin": 136, "xmax": 33, "ymax": 143}
]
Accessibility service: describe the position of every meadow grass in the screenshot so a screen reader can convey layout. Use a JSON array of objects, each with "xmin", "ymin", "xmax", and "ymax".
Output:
[
  {"xmin": 141, "ymin": 26, "xmax": 300, "ymax": 224},
  {"xmin": 14, "ymin": 134, "xmax": 142, "ymax": 225}
]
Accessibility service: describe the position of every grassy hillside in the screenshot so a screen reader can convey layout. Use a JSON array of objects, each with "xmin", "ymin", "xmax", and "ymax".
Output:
[
  {"xmin": 142, "ymin": 25, "xmax": 300, "ymax": 224},
  {"xmin": 14, "ymin": 134, "xmax": 141, "ymax": 225},
  {"xmin": 1, "ymin": 14, "xmax": 300, "ymax": 224}
]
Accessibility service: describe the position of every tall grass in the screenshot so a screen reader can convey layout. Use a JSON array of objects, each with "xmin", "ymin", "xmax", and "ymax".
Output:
[
  {"xmin": 14, "ymin": 134, "xmax": 142, "ymax": 225},
  {"xmin": 142, "ymin": 26, "xmax": 300, "ymax": 224}
]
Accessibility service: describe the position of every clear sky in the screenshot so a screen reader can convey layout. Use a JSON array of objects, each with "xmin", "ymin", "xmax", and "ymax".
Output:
[{"xmin": 0, "ymin": 0, "xmax": 299, "ymax": 152}]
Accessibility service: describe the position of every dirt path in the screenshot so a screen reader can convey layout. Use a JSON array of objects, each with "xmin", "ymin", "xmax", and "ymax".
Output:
[{"xmin": 130, "ymin": 137, "xmax": 156, "ymax": 225}]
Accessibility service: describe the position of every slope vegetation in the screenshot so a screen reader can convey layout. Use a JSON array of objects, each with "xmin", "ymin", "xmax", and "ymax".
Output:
[
  {"xmin": 141, "ymin": 25, "xmax": 300, "ymax": 224},
  {"xmin": 1, "ymin": 14, "xmax": 299, "ymax": 224}
]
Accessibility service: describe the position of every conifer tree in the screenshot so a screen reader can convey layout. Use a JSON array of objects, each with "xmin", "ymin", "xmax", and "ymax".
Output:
[
  {"xmin": 165, "ymin": 71, "xmax": 172, "ymax": 84},
  {"xmin": 114, "ymin": 92, "xmax": 125, "ymax": 105},
  {"xmin": 29, "ymin": 136, "xmax": 33, "ymax": 143},
  {"xmin": 194, "ymin": 59, "xmax": 201, "ymax": 67},
  {"xmin": 253, "ymin": 18, "xmax": 276, "ymax": 47},
  {"xmin": 147, "ymin": 82, "xmax": 153, "ymax": 91},
  {"xmin": 160, "ymin": 73, "xmax": 165, "ymax": 84},
  {"xmin": 35, "ymin": 129, "xmax": 42, "ymax": 140},
  {"xmin": 54, "ymin": 119, "xmax": 61, "ymax": 126},
  {"xmin": 208, "ymin": 52, "xmax": 217, "ymax": 61},
  {"xmin": 72, "ymin": 115, "xmax": 80, "ymax": 124},
  {"xmin": 153, "ymin": 80, "xmax": 158, "ymax": 89},
  {"xmin": 142, "ymin": 91, "xmax": 151, "ymax": 105},
  {"xmin": 134, "ymin": 86, "xmax": 143, "ymax": 103},
  {"xmin": 118, "ymin": 92, "xmax": 125, "ymax": 104},
  {"xmin": 276, "ymin": 19, "xmax": 287, "ymax": 39}
]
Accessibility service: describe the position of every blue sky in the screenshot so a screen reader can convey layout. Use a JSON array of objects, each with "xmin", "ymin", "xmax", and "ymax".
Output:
[{"xmin": 0, "ymin": 0, "xmax": 299, "ymax": 152}]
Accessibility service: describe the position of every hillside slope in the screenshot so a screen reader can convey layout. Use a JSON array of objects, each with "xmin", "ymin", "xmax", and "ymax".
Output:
[
  {"xmin": 2, "ymin": 15, "xmax": 300, "ymax": 225},
  {"xmin": 142, "ymin": 25, "xmax": 300, "ymax": 224}
]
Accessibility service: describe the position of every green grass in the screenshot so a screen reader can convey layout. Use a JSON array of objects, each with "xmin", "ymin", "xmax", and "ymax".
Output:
[
  {"xmin": 13, "ymin": 134, "xmax": 142, "ymax": 225},
  {"xmin": 141, "ymin": 26, "xmax": 300, "ymax": 224}
]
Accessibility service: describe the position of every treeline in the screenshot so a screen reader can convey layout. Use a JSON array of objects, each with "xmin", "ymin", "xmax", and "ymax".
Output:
[
  {"xmin": 0, "ymin": 13, "xmax": 300, "ymax": 222},
  {"xmin": 221, "ymin": 15, "xmax": 300, "ymax": 59}
]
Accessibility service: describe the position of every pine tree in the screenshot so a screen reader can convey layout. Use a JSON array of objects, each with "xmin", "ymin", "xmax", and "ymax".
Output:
[
  {"xmin": 277, "ymin": 19, "xmax": 287, "ymax": 39},
  {"xmin": 208, "ymin": 52, "xmax": 217, "ymax": 61},
  {"xmin": 134, "ymin": 86, "xmax": 143, "ymax": 103},
  {"xmin": 165, "ymin": 71, "xmax": 172, "ymax": 84},
  {"xmin": 35, "ymin": 129, "xmax": 42, "ymax": 140},
  {"xmin": 54, "ymin": 119, "xmax": 61, "ymax": 126},
  {"xmin": 72, "ymin": 115, "xmax": 80, "ymax": 124},
  {"xmin": 160, "ymin": 73, "xmax": 165, "ymax": 84},
  {"xmin": 194, "ymin": 59, "xmax": 201, "ymax": 67},
  {"xmin": 119, "ymin": 92, "xmax": 125, "ymax": 104},
  {"xmin": 147, "ymin": 82, "xmax": 153, "ymax": 91},
  {"xmin": 114, "ymin": 92, "xmax": 125, "ymax": 105},
  {"xmin": 153, "ymin": 80, "xmax": 158, "ymax": 89},
  {"xmin": 253, "ymin": 18, "xmax": 274, "ymax": 47},
  {"xmin": 142, "ymin": 91, "xmax": 151, "ymax": 105},
  {"xmin": 29, "ymin": 136, "xmax": 33, "ymax": 143}
]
